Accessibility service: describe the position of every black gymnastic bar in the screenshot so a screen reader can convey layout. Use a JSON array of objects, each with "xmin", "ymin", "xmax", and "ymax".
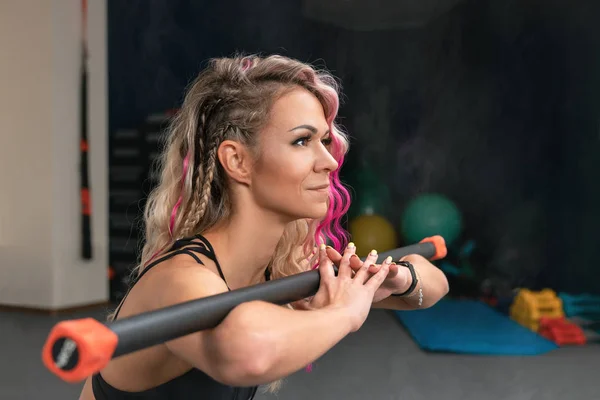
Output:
[
  {"xmin": 110, "ymin": 240, "xmax": 437, "ymax": 357},
  {"xmin": 43, "ymin": 239, "xmax": 443, "ymax": 383}
]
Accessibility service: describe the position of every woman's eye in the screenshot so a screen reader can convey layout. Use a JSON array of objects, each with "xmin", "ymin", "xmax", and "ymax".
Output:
[
  {"xmin": 293, "ymin": 135, "xmax": 332, "ymax": 147},
  {"xmin": 293, "ymin": 136, "xmax": 311, "ymax": 146}
]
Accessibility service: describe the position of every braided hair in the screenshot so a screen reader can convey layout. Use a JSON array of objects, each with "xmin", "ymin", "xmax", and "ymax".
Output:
[{"xmin": 137, "ymin": 53, "xmax": 351, "ymax": 299}]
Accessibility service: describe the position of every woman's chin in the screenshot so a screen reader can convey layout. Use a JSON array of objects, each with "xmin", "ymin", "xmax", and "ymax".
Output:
[
  {"xmin": 303, "ymin": 204, "xmax": 329, "ymax": 220},
  {"xmin": 281, "ymin": 201, "xmax": 329, "ymax": 222}
]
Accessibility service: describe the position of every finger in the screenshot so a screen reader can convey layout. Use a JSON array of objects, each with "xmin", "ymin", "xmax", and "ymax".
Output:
[
  {"xmin": 365, "ymin": 262, "xmax": 390, "ymax": 291},
  {"xmin": 353, "ymin": 260, "xmax": 371, "ymax": 284},
  {"xmin": 349, "ymin": 254, "xmax": 363, "ymax": 271},
  {"xmin": 325, "ymin": 242, "xmax": 355, "ymax": 266},
  {"xmin": 357, "ymin": 250, "xmax": 379, "ymax": 275},
  {"xmin": 317, "ymin": 243, "xmax": 335, "ymax": 280},
  {"xmin": 361, "ymin": 249, "xmax": 379, "ymax": 272},
  {"xmin": 325, "ymin": 246, "xmax": 343, "ymax": 265},
  {"xmin": 368, "ymin": 256, "xmax": 397, "ymax": 277},
  {"xmin": 337, "ymin": 242, "xmax": 355, "ymax": 279},
  {"xmin": 387, "ymin": 261, "xmax": 399, "ymax": 279},
  {"xmin": 346, "ymin": 245, "xmax": 359, "ymax": 277}
]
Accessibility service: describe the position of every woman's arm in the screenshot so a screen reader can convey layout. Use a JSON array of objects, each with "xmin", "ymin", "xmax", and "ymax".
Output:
[
  {"xmin": 155, "ymin": 257, "xmax": 366, "ymax": 387},
  {"xmin": 371, "ymin": 254, "xmax": 449, "ymax": 310},
  {"xmin": 205, "ymin": 300, "xmax": 353, "ymax": 385}
]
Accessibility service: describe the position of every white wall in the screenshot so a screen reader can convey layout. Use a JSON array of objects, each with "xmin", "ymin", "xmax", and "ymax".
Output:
[{"xmin": 0, "ymin": 0, "xmax": 108, "ymax": 309}]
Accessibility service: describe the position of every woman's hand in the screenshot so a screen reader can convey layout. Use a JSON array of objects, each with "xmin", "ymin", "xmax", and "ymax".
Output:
[
  {"xmin": 293, "ymin": 243, "xmax": 390, "ymax": 332},
  {"xmin": 324, "ymin": 243, "xmax": 450, "ymax": 309},
  {"xmin": 323, "ymin": 243, "xmax": 412, "ymax": 302}
]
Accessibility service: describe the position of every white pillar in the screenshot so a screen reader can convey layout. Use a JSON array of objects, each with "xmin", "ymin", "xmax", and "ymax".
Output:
[{"xmin": 0, "ymin": 0, "xmax": 108, "ymax": 309}]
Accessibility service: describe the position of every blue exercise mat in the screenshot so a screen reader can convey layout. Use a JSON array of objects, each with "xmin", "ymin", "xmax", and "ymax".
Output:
[{"xmin": 393, "ymin": 299, "xmax": 558, "ymax": 355}]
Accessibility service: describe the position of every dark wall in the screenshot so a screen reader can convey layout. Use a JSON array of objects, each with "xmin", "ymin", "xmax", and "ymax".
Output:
[
  {"xmin": 107, "ymin": 0, "xmax": 334, "ymax": 132},
  {"xmin": 317, "ymin": 0, "xmax": 568, "ymax": 291},
  {"xmin": 107, "ymin": 0, "xmax": 600, "ymax": 294},
  {"xmin": 547, "ymin": 0, "xmax": 600, "ymax": 294}
]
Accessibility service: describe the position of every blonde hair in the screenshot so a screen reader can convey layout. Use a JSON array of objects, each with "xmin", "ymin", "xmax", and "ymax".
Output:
[
  {"xmin": 138, "ymin": 54, "xmax": 350, "ymax": 281},
  {"xmin": 119, "ymin": 54, "xmax": 351, "ymax": 392}
]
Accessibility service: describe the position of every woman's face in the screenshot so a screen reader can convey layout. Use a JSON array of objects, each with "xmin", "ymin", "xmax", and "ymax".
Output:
[{"xmin": 250, "ymin": 87, "xmax": 339, "ymax": 222}]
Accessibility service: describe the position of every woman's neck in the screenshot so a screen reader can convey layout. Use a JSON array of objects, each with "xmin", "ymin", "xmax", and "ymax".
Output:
[{"xmin": 202, "ymin": 205, "xmax": 289, "ymax": 289}]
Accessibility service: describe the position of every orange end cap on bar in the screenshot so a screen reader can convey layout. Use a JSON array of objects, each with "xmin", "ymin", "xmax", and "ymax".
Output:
[
  {"xmin": 41, "ymin": 318, "xmax": 118, "ymax": 383},
  {"xmin": 419, "ymin": 235, "xmax": 447, "ymax": 260}
]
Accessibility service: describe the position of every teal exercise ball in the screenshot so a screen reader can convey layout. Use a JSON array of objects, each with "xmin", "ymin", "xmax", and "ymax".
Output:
[
  {"xmin": 345, "ymin": 166, "xmax": 392, "ymax": 218},
  {"xmin": 401, "ymin": 193, "xmax": 463, "ymax": 245}
]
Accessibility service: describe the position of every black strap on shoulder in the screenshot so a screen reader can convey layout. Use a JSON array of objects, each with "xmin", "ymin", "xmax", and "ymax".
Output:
[
  {"xmin": 193, "ymin": 234, "xmax": 271, "ymax": 283},
  {"xmin": 112, "ymin": 247, "xmax": 202, "ymax": 319},
  {"xmin": 112, "ymin": 233, "xmax": 271, "ymax": 319},
  {"xmin": 193, "ymin": 234, "xmax": 229, "ymax": 288},
  {"xmin": 171, "ymin": 234, "xmax": 220, "ymax": 267}
]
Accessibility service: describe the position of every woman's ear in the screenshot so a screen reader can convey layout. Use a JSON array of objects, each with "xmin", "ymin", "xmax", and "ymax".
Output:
[{"xmin": 217, "ymin": 140, "xmax": 252, "ymax": 185}]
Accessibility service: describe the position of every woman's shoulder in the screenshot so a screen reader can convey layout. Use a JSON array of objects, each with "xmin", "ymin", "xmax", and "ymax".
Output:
[
  {"xmin": 148, "ymin": 252, "xmax": 229, "ymax": 307},
  {"xmin": 121, "ymin": 252, "xmax": 229, "ymax": 319}
]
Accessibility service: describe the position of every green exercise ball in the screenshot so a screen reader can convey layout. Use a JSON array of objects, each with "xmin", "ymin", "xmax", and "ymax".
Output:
[
  {"xmin": 346, "ymin": 167, "xmax": 392, "ymax": 218},
  {"xmin": 401, "ymin": 193, "xmax": 463, "ymax": 245},
  {"xmin": 349, "ymin": 187, "xmax": 392, "ymax": 217}
]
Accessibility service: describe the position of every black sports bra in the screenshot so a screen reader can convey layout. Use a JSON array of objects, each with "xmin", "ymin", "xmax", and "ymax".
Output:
[{"xmin": 91, "ymin": 234, "xmax": 270, "ymax": 400}]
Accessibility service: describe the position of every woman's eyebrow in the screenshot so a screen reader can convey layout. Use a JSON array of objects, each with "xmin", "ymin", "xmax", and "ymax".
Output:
[{"xmin": 288, "ymin": 124, "xmax": 330, "ymax": 135}]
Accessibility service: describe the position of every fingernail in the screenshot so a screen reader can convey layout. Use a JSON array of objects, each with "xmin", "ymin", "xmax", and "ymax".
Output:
[
  {"xmin": 348, "ymin": 242, "xmax": 355, "ymax": 248},
  {"xmin": 350, "ymin": 254, "xmax": 359, "ymax": 260},
  {"xmin": 319, "ymin": 243, "xmax": 326, "ymax": 250},
  {"xmin": 384, "ymin": 256, "xmax": 392, "ymax": 264},
  {"xmin": 369, "ymin": 264, "xmax": 376, "ymax": 269},
  {"xmin": 370, "ymin": 249, "xmax": 377, "ymax": 256},
  {"xmin": 326, "ymin": 245, "xmax": 334, "ymax": 250},
  {"xmin": 390, "ymin": 262, "xmax": 397, "ymax": 266}
]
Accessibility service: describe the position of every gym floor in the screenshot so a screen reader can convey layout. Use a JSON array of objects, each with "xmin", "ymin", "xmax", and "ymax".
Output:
[{"xmin": 1, "ymin": 307, "xmax": 598, "ymax": 400}]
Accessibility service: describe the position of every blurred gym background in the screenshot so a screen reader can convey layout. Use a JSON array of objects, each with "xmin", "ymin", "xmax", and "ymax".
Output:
[{"xmin": 1, "ymin": 0, "xmax": 599, "ymax": 399}]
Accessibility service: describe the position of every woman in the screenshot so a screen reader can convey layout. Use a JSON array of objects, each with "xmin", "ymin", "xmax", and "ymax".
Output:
[{"xmin": 80, "ymin": 54, "xmax": 449, "ymax": 400}]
